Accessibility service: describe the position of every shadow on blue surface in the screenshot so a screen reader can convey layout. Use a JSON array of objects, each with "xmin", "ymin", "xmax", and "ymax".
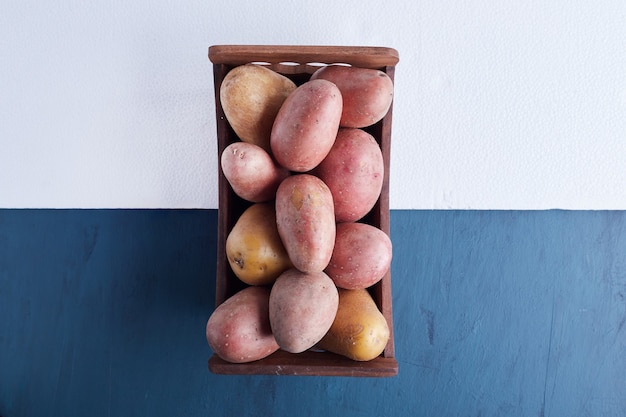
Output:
[{"xmin": 0, "ymin": 209, "xmax": 624, "ymax": 416}]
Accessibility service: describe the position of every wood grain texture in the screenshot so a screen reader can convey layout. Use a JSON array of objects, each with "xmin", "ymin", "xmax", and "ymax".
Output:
[
  {"xmin": 209, "ymin": 45, "xmax": 399, "ymax": 69},
  {"xmin": 0, "ymin": 209, "xmax": 625, "ymax": 416},
  {"xmin": 209, "ymin": 350, "xmax": 398, "ymax": 377}
]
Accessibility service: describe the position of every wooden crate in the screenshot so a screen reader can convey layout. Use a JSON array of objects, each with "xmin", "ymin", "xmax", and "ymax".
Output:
[{"xmin": 208, "ymin": 45, "xmax": 399, "ymax": 377}]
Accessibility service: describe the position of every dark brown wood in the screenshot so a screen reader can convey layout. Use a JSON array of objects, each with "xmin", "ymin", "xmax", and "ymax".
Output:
[
  {"xmin": 209, "ymin": 45, "xmax": 398, "ymax": 377},
  {"xmin": 209, "ymin": 350, "xmax": 398, "ymax": 377},
  {"xmin": 209, "ymin": 45, "xmax": 399, "ymax": 69},
  {"xmin": 378, "ymin": 65, "xmax": 395, "ymax": 359},
  {"xmin": 213, "ymin": 62, "xmax": 251, "ymax": 306}
]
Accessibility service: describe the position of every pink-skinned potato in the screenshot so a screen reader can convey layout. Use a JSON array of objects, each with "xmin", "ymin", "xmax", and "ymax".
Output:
[
  {"xmin": 326, "ymin": 222, "xmax": 392, "ymax": 289},
  {"xmin": 206, "ymin": 286, "xmax": 280, "ymax": 363},
  {"xmin": 313, "ymin": 128, "xmax": 384, "ymax": 222},
  {"xmin": 269, "ymin": 269, "xmax": 339, "ymax": 353},
  {"xmin": 275, "ymin": 174, "xmax": 336, "ymax": 273},
  {"xmin": 311, "ymin": 65, "xmax": 393, "ymax": 128},
  {"xmin": 221, "ymin": 142, "xmax": 290, "ymax": 203},
  {"xmin": 270, "ymin": 79, "xmax": 342, "ymax": 172}
]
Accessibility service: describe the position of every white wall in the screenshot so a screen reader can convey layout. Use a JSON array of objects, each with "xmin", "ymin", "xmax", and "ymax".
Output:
[{"xmin": 1, "ymin": 1, "xmax": 625, "ymax": 209}]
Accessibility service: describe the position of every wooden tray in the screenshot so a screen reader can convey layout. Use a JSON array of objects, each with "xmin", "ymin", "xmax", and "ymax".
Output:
[{"xmin": 208, "ymin": 45, "xmax": 399, "ymax": 377}]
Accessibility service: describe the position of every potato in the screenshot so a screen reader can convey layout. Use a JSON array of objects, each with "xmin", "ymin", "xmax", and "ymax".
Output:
[
  {"xmin": 310, "ymin": 65, "xmax": 394, "ymax": 128},
  {"xmin": 313, "ymin": 128, "xmax": 384, "ymax": 222},
  {"xmin": 326, "ymin": 222, "xmax": 392, "ymax": 289},
  {"xmin": 316, "ymin": 288, "xmax": 389, "ymax": 361},
  {"xmin": 221, "ymin": 142, "xmax": 290, "ymax": 203},
  {"xmin": 269, "ymin": 269, "xmax": 339, "ymax": 353},
  {"xmin": 206, "ymin": 286, "xmax": 279, "ymax": 363},
  {"xmin": 220, "ymin": 64, "xmax": 296, "ymax": 152},
  {"xmin": 226, "ymin": 203, "xmax": 293, "ymax": 286},
  {"xmin": 275, "ymin": 174, "xmax": 336, "ymax": 273},
  {"xmin": 270, "ymin": 79, "xmax": 342, "ymax": 172}
]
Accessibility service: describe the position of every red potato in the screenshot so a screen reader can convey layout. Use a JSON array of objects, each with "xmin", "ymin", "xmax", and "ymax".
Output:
[
  {"xmin": 205, "ymin": 286, "xmax": 279, "ymax": 363},
  {"xmin": 310, "ymin": 65, "xmax": 394, "ymax": 128},
  {"xmin": 221, "ymin": 142, "xmax": 290, "ymax": 203},
  {"xmin": 269, "ymin": 269, "xmax": 339, "ymax": 353},
  {"xmin": 270, "ymin": 79, "xmax": 342, "ymax": 172},
  {"xmin": 313, "ymin": 128, "xmax": 384, "ymax": 222},
  {"xmin": 275, "ymin": 174, "xmax": 336, "ymax": 273},
  {"xmin": 326, "ymin": 222, "xmax": 392, "ymax": 289}
]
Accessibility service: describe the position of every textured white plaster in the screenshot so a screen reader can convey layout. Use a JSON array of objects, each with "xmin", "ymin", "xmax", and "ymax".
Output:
[{"xmin": 1, "ymin": 1, "xmax": 625, "ymax": 208}]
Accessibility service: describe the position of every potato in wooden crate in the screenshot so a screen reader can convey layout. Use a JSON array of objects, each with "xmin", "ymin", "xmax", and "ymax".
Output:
[{"xmin": 208, "ymin": 45, "xmax": 399, "ymax": 377}]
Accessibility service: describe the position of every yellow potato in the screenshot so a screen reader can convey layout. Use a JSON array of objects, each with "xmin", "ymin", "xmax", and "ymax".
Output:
[
  {"xmin": 226, "ymin": 203, "xmax": 293, "ymax": 286},
  {"xmin": 220, "ymin": 64, "xmax": 296, "ymax": 152},
  {"xmin": 316, "ymin": 288, "xmax": 389, "ymax": 361}
]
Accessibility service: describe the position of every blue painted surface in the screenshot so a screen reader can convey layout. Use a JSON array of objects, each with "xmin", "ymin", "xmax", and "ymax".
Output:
[{"xmin": 0, "ymin": 209, "xmax": 625, "ymax": 416}]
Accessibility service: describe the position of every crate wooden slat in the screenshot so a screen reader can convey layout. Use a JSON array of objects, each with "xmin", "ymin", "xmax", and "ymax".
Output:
[
  {"xmin": 208, "ymin": 350, "xmax": 398, "ymax": 378},
  {"xmin": 208, "ymin": 45, "xmax": 399, "ymax": 377},
  {"xmin": 208, "ymin": 45, "xmax": 399, "ymax": 68}
]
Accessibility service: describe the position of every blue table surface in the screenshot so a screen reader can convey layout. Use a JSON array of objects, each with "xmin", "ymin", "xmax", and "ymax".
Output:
[{"xmin": 1, "ymin": 209, "xmax": 624, "ymax": 416}]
